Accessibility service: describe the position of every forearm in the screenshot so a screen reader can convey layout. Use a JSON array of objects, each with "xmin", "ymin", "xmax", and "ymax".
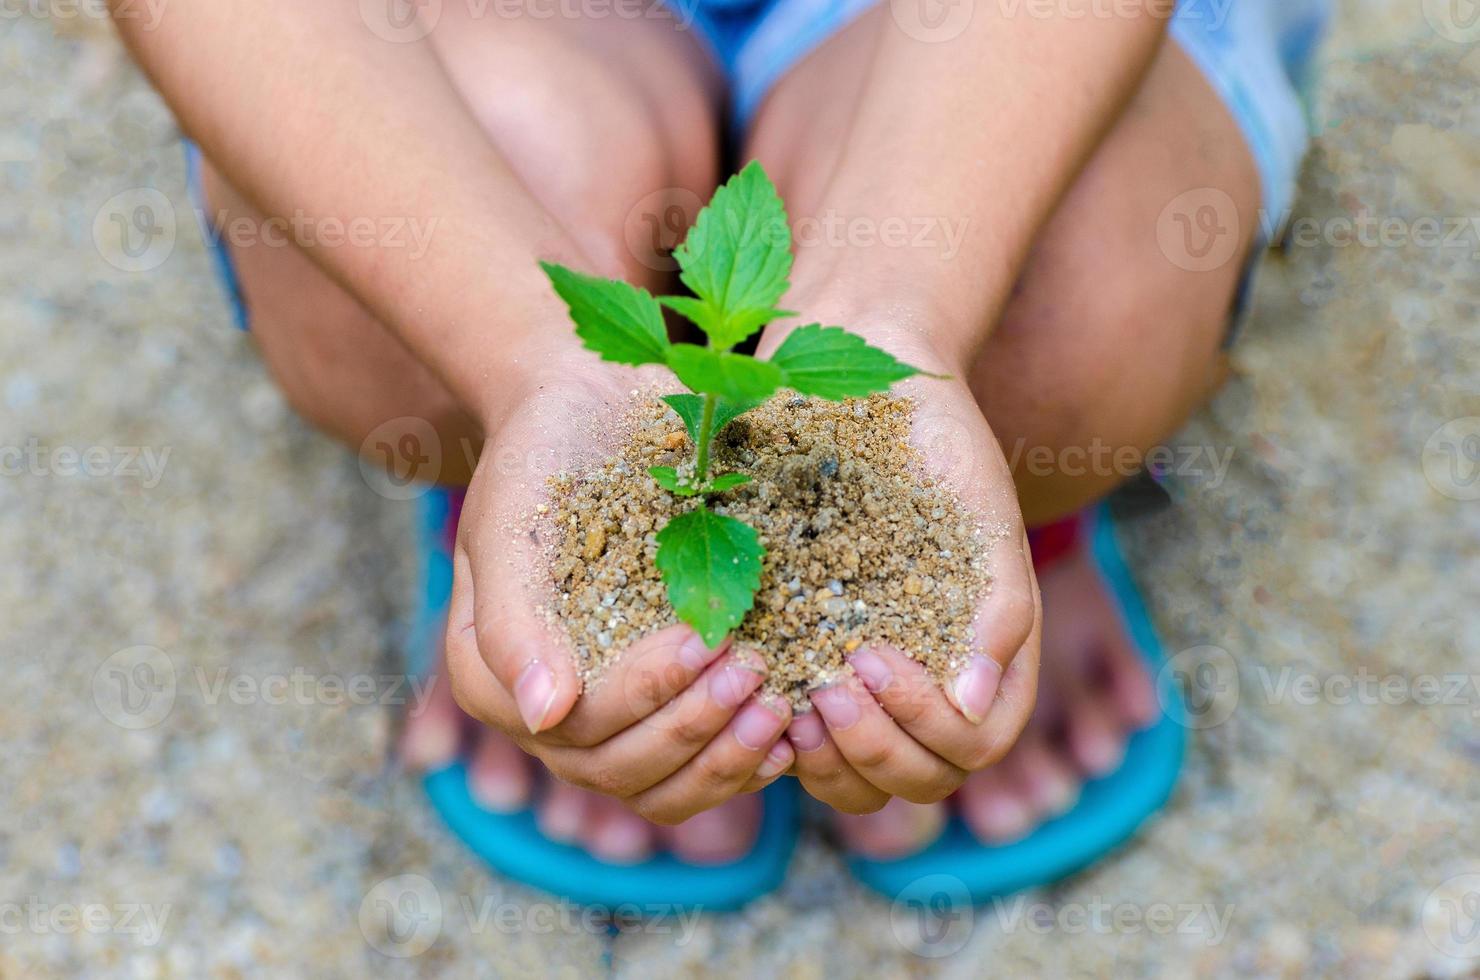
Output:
[
  {"xmin": 787, "ymin": 7, "xmax": 1167, "ymax": 368},
  {"xmin": 111, "ymin": 0, "xmax": 586, "ymax": 428}
]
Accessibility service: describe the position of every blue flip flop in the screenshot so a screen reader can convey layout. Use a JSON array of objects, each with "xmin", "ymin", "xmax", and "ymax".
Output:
[
  {"xmin": 408, "ymin": 487, "xmax": 801, "ymax": 911},
  {"xmin": 847, "ymin": 502, "xmax": 1187, "ymax": 904}
]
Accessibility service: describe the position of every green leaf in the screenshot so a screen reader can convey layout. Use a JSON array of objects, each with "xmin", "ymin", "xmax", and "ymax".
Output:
[
  {"xmin": 648, "ymin": 466, "xmax": 702, "ymax": 496},
  {"xmin": 655, "ymin": 505, "xmax": 765, "ymax": 647},
  {"xmin": 768, "ymin": 324, "xmax": 927, "ymax": 399},
  {"xmin": 540, "ymin": 261, "xmax": 669, "ymax": 366},
  {"xmin": 666, "ymin": 344, "xmax": 785, "ymax": 403},
  {"xmin": 659, "ymin": 295, "xmax": 795, "ymax": 341},
  {"xmin": 705, "ymin": 473, "xmax": 752, "ymax": 492},
  {"xmin": 661, "ymin": 393, "xmax": 764, "ymax": 444},
  {"xmin": 671, "ymin": 161, "xmax": 793, "ymax": 349}
]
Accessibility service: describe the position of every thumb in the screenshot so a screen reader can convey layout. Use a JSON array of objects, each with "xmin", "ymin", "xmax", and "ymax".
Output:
[{"xmin": 455, "ymin": 536, "xmax": 580, "ymax": 735}]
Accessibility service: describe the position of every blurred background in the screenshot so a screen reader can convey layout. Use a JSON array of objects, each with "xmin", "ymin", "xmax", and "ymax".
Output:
[{"xmin": 3, "ymin": 2, "xmax": 1480, "ymax": 976}]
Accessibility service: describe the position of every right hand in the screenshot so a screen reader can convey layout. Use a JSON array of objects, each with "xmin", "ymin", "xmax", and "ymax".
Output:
[{"xmin": 441, "ymin": 360, "xmax": 794, "ymax": 825}]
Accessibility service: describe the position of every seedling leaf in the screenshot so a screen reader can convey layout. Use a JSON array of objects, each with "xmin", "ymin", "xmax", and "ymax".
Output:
[
  {"xmin": 671, "ymin": 161, "xmax": 793, "ymax": 349},
  {"xmin": 769, "ymin": 323, "xmax": 926, "ymax": 399},
  {"xmin": 666, "ymin": 344, "xmax": 785, "ymax": 403},
  {"xmin": 661, "ymin": 393, "xmax": 764, "ymax": 444},
  {"xmin": 540, "ymin": 261, "xmax": 669, "ymax": 366},
  {"xmin": 655, "ymin": 505, "xmax": 765, "ymax": 647},
  {"xmin": 648, "ymin": 466, "xmax": 702, "ymax": 496},
  {"xmin": 706, "ymin": 473, "xmax": 753, "ymax": 492}
]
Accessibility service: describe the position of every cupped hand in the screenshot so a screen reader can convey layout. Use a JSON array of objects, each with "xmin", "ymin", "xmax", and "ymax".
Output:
[
  {"xmin": 759, "ymin": 323, "xmax": 1043, "ymax": 814},
  {"xmin": 441, "ymin": 358, "xmax": 794, "ymax": 825}
]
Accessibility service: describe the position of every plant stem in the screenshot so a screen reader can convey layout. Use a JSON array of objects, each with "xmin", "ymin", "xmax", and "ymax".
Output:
[{"xmin": 693, "ymin": 392, "xmax": 718, "ymax": 483}]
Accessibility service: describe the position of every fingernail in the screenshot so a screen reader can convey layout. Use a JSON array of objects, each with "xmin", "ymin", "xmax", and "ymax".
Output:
[
  {"xmin": 734, "ymin": 697, "xmax": 788, "ymax": 751},
  {"xmin": 755, "ymin": 741, "xmax": 793, "ymax": 780},
  {"xmin": 710, "ymin": 651, "xmax": 765, "ymax": 709},
  {"xmin": 812, "ymin": 682, "xmax": 862, "ymax": 731},
  {"xmin": 514, "ymin": 661, "xmax": 558, "ymax": 733},
  {"xmin": 788, "ymin": 711, "xmax": 827, "ymax": 752},
  {"xmin": 678, "ymin": 629, "xmax": 722, "ymax": 673},
  {"xmin": 952, "ymin": 655, "xmax": 1001, "ymax": 724},
  {"xmin": 847, "ymin": 647, "xmax": 893, "ymax": 693}
]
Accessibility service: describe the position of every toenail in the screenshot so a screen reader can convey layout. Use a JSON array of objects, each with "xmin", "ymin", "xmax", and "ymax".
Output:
[
  {"xmin": 470, "ymin": 770, "xmax": 525, "ymax": 814},
  {"xmin": 734, "ymin": 697, "xmax": 787, "ymax": 750},
  {"xmin": 951, "ymin": 655, "xmax": 1002, "ymax": 724},
  {"xmin": 812, "ymin": 682, "xmax": 863, "ymax": 731}
]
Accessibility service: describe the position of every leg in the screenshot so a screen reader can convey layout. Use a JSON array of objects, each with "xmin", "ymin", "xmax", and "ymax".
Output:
[{"xmin": 748, "ymin": 11, "xmax": 1258, "ymax": 852}]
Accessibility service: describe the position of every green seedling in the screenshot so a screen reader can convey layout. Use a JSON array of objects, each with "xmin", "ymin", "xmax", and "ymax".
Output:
[{"xmin": 541, "ymin": 161, "xmax": 933, "ymax": 647}]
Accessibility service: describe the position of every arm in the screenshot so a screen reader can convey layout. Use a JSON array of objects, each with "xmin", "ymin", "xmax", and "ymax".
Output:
[{"xmin": 110, "ymin": 0, "xmax": 585, "ymax": 429}]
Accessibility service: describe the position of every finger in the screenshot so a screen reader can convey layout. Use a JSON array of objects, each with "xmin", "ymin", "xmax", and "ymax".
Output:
[
  {"xmin": 738, "ymin": 741, "xmax": 795, "ymax": 794},
  {"xmin": 946, "ymin": 527, "xmax": 1040, "ymax": 725},
  {"xmin": 545, "ymin": 647, "xmax": 766, "ymax": 797},
  {"xmin": 846, "ymin": 643, "xmax": 1006, "ymax": 772},
  {"xmin": 467, "ymin": 728, "xmax": 533, "ymax": 813},
  {"xmin": 399, "ymin": 649, "xmax": 464, "ymax": 771},
  {"xmin": 785, "ymin": 710, "xmax": 889, "ymax": 814},
  {"xmin": 810, "ymin": 675, "xmax": 966, "ymax": 804},
  {"xmin": 628, "ymin": 693, "xmax": 792, "ymax": 825},
  {"xmin": 542, "ymin": 626, "xmax": 732, "ymax": 749}
]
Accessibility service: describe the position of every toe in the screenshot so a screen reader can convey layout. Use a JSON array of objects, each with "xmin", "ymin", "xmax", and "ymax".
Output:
[
  {"xmin": 537, "ymin": 780, "xmax": 589, "ymax": 843},
  {"xmin": 1001, "ymin": 735, "xmax": 1079, "ymax": 820},
  {"xmin": 1099, "ymin": 637, "xmax": 1161, "ymax": 729},
  {"xmin": 1061, "ymin": 687, "xmax": 1126, "ymax": 777},
  {"xmin": 957, "ymin": 768, "xmax": 1035, "ymax": 844},
  {"xmin": 665, "ymin": 794, "xmax": 761, "ymax": 865},
  {"xmin": 834, "ymin": 797, "xmax": 947, "ymax": 859},
  {"xmin": 584, "ymin": 797, "xmax": 657, "ymax": 865},
  {"xmin": 468, "ymin": 730, "xmax": 533, "ymax": 813}
]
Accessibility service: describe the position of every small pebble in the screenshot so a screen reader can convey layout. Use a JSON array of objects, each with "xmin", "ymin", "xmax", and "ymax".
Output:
[{"xmin": 827, "ymin": 579, "xmax": 844, "ymax": 595}]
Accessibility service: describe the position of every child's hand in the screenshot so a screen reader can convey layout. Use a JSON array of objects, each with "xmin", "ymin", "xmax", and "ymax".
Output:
[
  {"xmin": 762, "ymin": 326, "xmax": 1043, "ymax": 813},
  {"xmin": 442, "ymin": 364, "xmax": 794, "ymax": 825}
]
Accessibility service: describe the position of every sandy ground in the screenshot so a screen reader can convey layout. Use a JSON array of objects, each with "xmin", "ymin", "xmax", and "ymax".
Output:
[{"xmin": 3, "ymin": 4, "xmax": 1479, "ymax": 977}]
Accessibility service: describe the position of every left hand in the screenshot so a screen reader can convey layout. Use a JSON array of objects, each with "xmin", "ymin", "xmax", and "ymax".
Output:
[{"xmin": 758, "ymin": 320, "xmax": 1043, "ymax": 813}]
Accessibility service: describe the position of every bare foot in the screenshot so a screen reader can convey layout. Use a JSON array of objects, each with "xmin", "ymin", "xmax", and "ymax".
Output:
[
  {"xmin": 835, "ymin": 525, "xmax": 1160, "ymax": 857},
  {"xmin": 402, "ymin": 652, "xmax": 764, "ymax": 866}
]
